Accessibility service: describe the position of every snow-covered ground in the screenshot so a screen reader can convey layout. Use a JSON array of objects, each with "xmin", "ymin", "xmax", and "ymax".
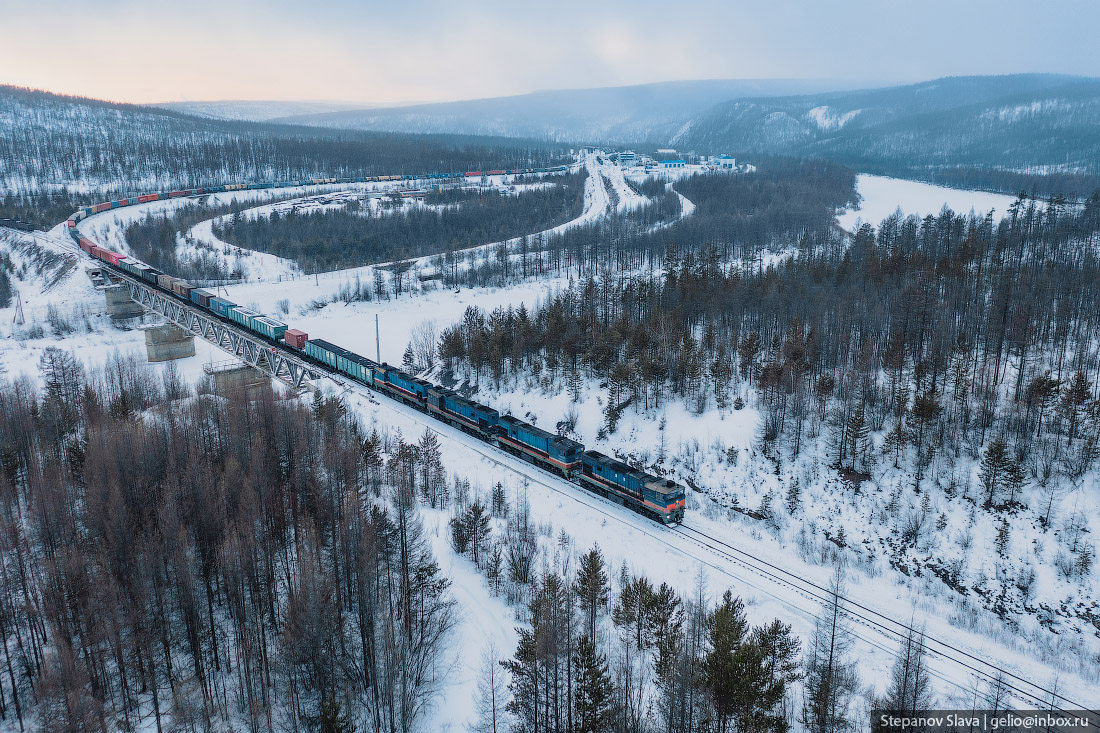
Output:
[
  {"xmin": 5, "ymin": 155, "xmax": 1097, "ymax": 730},
  {"xmin": 839, "ymin": 174, "xmax": 1020, "ymax": 230}
]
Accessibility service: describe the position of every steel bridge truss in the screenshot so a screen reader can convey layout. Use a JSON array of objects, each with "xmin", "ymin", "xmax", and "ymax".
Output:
[{"xmin": 117, "ymin": 275, "xmax": 325, "ymax": 389}]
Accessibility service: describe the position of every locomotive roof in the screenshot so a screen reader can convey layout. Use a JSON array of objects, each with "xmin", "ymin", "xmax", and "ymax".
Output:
[{"xmin": 586, "ymin": 449, "xmax": 680, "ymax": 493}]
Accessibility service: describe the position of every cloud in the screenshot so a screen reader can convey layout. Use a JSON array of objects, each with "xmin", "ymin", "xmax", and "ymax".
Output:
[{"xmin": 0, "ymin": 0, "xmax": 1097, "ymax": 104}]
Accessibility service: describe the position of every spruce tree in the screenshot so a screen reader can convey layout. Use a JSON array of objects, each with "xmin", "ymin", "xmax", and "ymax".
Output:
[
  {"xmin": 845, "ymin": 403, "xmax": 870, "ymax": 472},
  {"xmin": 573, "ymin": 635, "xmax": 615, "ymax": 733},
  {"xmin": 575, "ymin": 545, "xmax": 610, "ymax": 642},
  {"xmin": 994, "ymin": 518, "xmax": 1011, "ymax": 557},
  {"xmin": 703, "ymin": 591, "xmax": 749, "ymax": 733},
  {"xmin": 980, "ymin": 439, "xmax": 1010, "ymax": 508}
]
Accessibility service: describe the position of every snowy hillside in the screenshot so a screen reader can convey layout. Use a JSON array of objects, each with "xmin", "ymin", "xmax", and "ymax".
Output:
[{"xmin": 272, "ymin": 79, "xmax": 868, "ymax": 143}]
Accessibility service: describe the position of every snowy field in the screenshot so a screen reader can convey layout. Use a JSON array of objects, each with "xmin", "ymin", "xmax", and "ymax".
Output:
[
  {"xmin": 839, "ymin": 174, "xmax": 1020, "ymax": 230},
  {"xmin": 3, "ymin": 154, "xmax": 1097, "ymax": 730}
]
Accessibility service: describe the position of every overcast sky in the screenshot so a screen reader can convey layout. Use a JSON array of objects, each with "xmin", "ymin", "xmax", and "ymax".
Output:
[{"xmin": 3, "ymin": 0, "xmax": 1099, "ymax": 105}]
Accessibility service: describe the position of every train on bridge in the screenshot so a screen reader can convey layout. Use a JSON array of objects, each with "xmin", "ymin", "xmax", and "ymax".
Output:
[{"xmin": 66, "ymin": 168, "xmax": 686, "ymax": 525}]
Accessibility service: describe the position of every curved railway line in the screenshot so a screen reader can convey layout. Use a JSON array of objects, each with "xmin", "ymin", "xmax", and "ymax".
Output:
[{"xmin": 53, "ymin": 169, "xmax": 1100, "ymax": 721}]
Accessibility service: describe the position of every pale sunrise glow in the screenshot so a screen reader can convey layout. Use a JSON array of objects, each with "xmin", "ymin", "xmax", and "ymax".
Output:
[{"xmin": 2, "ymin": 0, "xmax": 1098, "ymax": 104}]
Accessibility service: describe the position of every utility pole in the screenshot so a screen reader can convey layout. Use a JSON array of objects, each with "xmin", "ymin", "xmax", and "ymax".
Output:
[
  {"xmin": 375, "ymin": 313, "xmax": 381, "ymax": 363},
  {"xmin": 12, "ymin": 289, "xmax": 24, "ymax": 325}
]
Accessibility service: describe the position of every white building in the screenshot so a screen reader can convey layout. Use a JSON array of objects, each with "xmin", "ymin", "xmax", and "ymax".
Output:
[
  {"xmin": 659, "ymin": 159, "xmax": 686, "ymax": 169},
  {"xmin": 713, "ymin": 154, "xmax": 736, "ymax": 169},
  {"xmin": 618, "ymin": 150, "xmax": 636, "ymax": 166}
]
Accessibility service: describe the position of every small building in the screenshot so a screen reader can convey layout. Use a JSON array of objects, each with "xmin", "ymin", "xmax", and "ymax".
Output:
[
  {"xmin": 713, "ymin": 154, "xmax": 736, "ymax": 170},
  {"xmin": 659, "ymin": 159, "xmax": 686, "ymax": 170},
  {"xmin": 618, "ymin": 150, "xmax": 636, "ymax": 166},
  {"xmin": 656, "ymin": 148, "xmax": 677, "ymax": 155}
]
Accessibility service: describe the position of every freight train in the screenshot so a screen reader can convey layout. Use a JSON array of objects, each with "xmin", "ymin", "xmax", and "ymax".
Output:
[{"xmin": 65, "ymin": 169, "xmax": 686, "ymax": 524}]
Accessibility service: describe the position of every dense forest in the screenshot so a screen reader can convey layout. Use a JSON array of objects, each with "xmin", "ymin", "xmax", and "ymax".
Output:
[
  {"xmin": 122, "ymin": 196, "xmax": 310, "ymax": 282},
  {"xmin": 0, "ymin": 352, "xmax": 462, "ymax": 731},
  {"xmin": 403, "ymin": 160, "xmax": 856, "ymax": 293},
  {"xmin": 212, "ymin": 172, "xmax": 588, "ymax": 273}
]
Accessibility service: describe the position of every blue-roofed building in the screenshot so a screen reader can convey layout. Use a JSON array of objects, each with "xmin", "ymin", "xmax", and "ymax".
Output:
[{"xmin": 714, "ymin": 154, "xmax": 736, "ymax": 169}]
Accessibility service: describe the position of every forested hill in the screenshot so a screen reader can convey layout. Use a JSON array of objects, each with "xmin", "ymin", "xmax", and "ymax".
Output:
[
  {"xmin": 269, "ymin": 79, "xmax": 861, "ymax": 144},
  {"xmin": 673, "ymin": 74, "xmax": 1100, "ymax": 196},
  {"xmin": 0, "ymin": 85, "xmax": 567, "ymax": 224}
]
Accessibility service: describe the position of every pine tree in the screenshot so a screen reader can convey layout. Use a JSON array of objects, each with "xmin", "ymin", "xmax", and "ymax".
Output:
[
  {"xmin": 485, "ymin": 544, "xmax": 504, "ymax": 596},
  {"xmin": 1004, "ymin": 456, "xmax": 1026, "ymax": 505},
  {"xmin": 1075, "ymin": 545, "xmax": 1094, "ymax": 577},
  {"xmin": 613, "ymin": 575, "xmax": 654, "ymax": 651},
  {"xmin": 402, "ymin": 343, "xmax": 417, "ymax": 372},
  {"xmin": 786, "ymin": 479, "xmax": 801, "ymax": 516},
  {"xmin": 910, "ymin": 391, "xmax": 941, "ymax": 472},
  {"xmin": 751, "ymin": 619, "xmax": 803, "ymax": 733},
  {"xmin": 491, "ymin": 482, "xmax": 508, "ymax": 518},
  {"xmin": 1060, "ymin": 371, "xmax": 1092, "ymax": 446},
  {"xmin": 883, "ymin": 416, "xmax": 907, "ymax": 469},
  {"xmin": 703, "ymin": 591, "xmax": 749, "ymax": 733},
  {"xmin": 994, "ymin": 518, "xmax": 1010, "ymax": 557},
  {"xmin": 575, "ymin": 546, "xmax": 610, "ymax": 642},
  {"xmin": 569, "ymin": 368, "xmax": 584, "ymax": 403},
  {"xmin": 1026, "ymin": 372, "xmax": 1062, "ymax": 438},
  {"xmin": 464, "ymin": 501, "xmax": 492, "ymax": 569},
  {"xmin": 845, "ymin": 404, "xmax": 870, "ymax": 472},
  {"xmin": 316, "ymin": 696, "xmax": 355, "ymax": 733},
  {"xmin": 573, "ymin": 635, "xmax": 615, "ymax": 733},
  {"xmin": 980, "ymin": 439, "xmax": 1010, "ymax": 508}
]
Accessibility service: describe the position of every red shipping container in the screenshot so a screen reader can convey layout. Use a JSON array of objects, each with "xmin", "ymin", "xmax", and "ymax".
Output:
[
  {"xmin": 101, "ymin": 250, "xmax": 125, "ymax": 265},
  {"xmin": 284, "ymin": 329, "xmax": 308, "ymax": 349},
  {"xmin": 137, "ymin": 194, "xmax": 158, "ymax": 203}
]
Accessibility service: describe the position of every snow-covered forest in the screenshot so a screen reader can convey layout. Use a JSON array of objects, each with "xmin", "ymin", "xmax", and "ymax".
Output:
[{"xmin": 3, "ymin": 57, "xmax": 1100, "ymax": 731}]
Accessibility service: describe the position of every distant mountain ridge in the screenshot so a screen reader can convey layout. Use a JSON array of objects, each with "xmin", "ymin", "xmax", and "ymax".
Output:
[
  {"xmin": 673, "ymin": 75, "xmax": 1100, "ymax": 179},
  {"xmin": 269, "ymin": 79, "xmax": 874, "ymax": 143}
]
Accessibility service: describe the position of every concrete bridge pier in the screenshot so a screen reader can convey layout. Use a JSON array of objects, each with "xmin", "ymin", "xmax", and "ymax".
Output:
[{"xmin": 144, "ymin": 324, "xmax": 196, "ymax": 362}]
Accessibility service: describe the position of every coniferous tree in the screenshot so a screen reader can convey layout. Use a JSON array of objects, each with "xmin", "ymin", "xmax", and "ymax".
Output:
[
  {"xmin": 575, "ymin": 545, "xmax": 610, "ymax": 643},
  {"xmin": 802, "ymin": 570, "xmax": 859, "ymax": 733},
  {"xmin": 980, "ymin": 439, "xmax": 1010, "ymax": 508},
  {"xmin": 573, "ymin": 635, "xmax": 616, "ymax": 733}
]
